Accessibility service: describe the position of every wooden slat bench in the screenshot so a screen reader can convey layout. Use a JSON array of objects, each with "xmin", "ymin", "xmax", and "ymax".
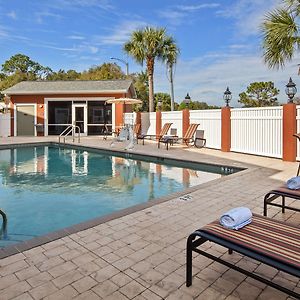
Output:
[{"xmin": 186, "ymin": 215, "xmax": 300, "ymax": 298}]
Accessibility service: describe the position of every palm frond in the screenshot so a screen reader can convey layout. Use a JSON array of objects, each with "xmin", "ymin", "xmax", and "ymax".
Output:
[{"xmin": 261, "ymin": 7, "xmax": 299, "ymax": 69}]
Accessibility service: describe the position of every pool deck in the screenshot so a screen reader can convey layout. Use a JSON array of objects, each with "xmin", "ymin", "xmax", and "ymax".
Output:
[{"xmin": 0, "ymin": 136, "xmax": 299, "ymax": 300}]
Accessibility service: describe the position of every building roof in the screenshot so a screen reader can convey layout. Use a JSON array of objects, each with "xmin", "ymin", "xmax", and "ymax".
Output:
[{"xmin": 2, "ymin": 80, "xmax": 136, "ymax": 97}]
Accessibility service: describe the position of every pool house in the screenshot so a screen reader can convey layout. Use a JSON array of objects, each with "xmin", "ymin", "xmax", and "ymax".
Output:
[{"xmin": 2, "ymin": 80, "xmax": 136, "ymax": 137}]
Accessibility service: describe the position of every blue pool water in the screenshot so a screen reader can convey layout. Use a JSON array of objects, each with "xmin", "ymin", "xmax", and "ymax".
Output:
[{"xmin": 0, "ymin": 145, "xmax": 239, "ymax": 247}]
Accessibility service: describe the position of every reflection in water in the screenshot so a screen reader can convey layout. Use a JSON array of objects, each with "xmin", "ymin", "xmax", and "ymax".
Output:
[{"xmin": 0, "ymin": 146, "xmax": 232, "ymax": 247}]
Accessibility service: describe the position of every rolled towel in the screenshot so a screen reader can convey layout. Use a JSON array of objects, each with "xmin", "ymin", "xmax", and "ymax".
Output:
[
  {"xmin": 220, "ymin": 207, "xmax": 252, "ymax": 230},
  {"xmin": 286, "ymin": 176, "xmax": 300, "ymax": 190}
]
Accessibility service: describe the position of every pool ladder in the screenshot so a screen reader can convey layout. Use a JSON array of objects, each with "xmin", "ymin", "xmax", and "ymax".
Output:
[
  {"xmin": 0, "ymin": 209, "xmax": 7, "ymax": 239},
  {"xmin": 58, "ymin": 125, "xmax": 81, "ymax": 144}
]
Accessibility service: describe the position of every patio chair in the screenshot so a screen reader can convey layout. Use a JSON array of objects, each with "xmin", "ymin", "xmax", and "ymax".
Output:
[
  {"xmin": 264, "ymin": 186, "xmax": 300, "ymax": 216},
  {"xmin": 137, "ymin": 122, "xmax": 172, "ymax": 145},
  {"xmin": 133, "ymin": 123, "xmax": 141, "ymax": 138},
  {"xmin": 158, "ymin": 123, "xmax": 200, "ymax": 150},
  {"xmin": 186, "ymin": 214, "xmax": 300, "ymax": 298}
]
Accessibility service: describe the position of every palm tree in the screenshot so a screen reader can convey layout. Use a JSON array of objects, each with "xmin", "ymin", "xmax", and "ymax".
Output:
[
  {"xmin": 124, "ymin": 27, "xmax": 179, "ymax": 112},
  {"xmin": 261, "ymin": 0, "xmax": 300, "ymax": 69}
]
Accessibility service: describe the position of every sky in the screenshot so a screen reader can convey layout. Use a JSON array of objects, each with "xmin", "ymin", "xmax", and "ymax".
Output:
[{"xmin": 0, "ymin": 0, "xmax": 299, "ymax": 106}]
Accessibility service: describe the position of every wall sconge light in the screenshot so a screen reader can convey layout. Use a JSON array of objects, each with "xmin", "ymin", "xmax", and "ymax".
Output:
[{"xmin": 39, "ymin": 105, "xmax": 43, "ymax": 108}]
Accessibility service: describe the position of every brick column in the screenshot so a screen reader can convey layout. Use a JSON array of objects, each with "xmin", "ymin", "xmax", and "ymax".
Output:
[
  {"xmin": 182, "ymin": 109, "xmax": 190, "ymax": 136},
  {"xmin": 136, "ymin": 112, "xmax": 141, "ymax": 134},
  {"xmin": 283, "ymin": 103, "xmax": 297, "ymax": 162},
  {"xmin": 156, "ymin": 111, "xmax": 162, "ymax": 139},
  {"xmin": 221, "ymin": 107, "xmax": 231, "ymax": 152}
]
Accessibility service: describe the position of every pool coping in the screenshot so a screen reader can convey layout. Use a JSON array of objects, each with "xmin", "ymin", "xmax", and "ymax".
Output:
[{"xmin": 0, "ymin": 141, "xmax": 255, "ymax": 259}]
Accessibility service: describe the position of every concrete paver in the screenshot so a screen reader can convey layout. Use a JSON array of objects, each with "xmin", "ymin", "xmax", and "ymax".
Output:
[{"xmin": 0, "ymin": 137, "xmax": 299, "ymax": 299}]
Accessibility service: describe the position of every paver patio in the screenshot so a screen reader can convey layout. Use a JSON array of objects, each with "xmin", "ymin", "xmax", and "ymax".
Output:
[{"xmin": 0, "ymin": 137, "xmax": 299, "ymax": 300}]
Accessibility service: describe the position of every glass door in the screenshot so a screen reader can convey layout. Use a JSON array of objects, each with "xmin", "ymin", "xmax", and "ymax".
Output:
[{"xmin": 72, "ymin": 104, "xmax": 87, "ymax": 135}]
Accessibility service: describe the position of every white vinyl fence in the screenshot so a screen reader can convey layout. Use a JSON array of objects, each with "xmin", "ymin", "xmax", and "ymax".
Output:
[
  {"xmin": 296, "ymin": 106, "xmax": 300, "ymax": 160},
  {"xmin": 140, "ymin": 112, "xmax": 156, "ymax": 135},
  {"xmin": 190, "ymin": 109, "xmax": 221, "ymax": 149},
  {"xmin": 161, "ymin": 111, "xmax": 182, "ymax": 137},
  {"xmin": 0, "ymin": 113, "xmax": 10, "ymax": 137},
  {"xmin": 124, "ymin": 112, "xmax": 136, "ymax": 125},
  {"xmin": 231, "ymin": 107, "xmax": 283, "ymax": 158}
]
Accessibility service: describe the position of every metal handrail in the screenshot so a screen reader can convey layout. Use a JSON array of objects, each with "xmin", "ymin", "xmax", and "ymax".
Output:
[
  {"xmin": 58, "ymin": 125, "xmax": 81, "ymax": 144},
  {"xmin": 0, "ymin": 209, "xmax": 7, "ymax": 240},
  {"xmin": 0, "ymin": 209, "xmax": 7, "ymax": 224}
]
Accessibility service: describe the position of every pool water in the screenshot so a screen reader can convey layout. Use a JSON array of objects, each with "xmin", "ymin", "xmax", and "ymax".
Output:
[{"xmin": 0, "ymin": 145, "xmax": 239, "ymax": 247}]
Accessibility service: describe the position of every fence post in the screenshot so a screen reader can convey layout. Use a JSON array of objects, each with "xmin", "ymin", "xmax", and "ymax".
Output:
[
  {"xmin": 156, "ymin": 111, "xmax": 162, "ymax": 139},
  {"xmin": 221, "ymin": 107, "xmax": 231, "ymax": 152},
  {"xmin": 182, "ymin": 109, "xmax": 190, "ymax": 136},
  {"xmin": 136, "ymin": 112, "xmax": 141, "ymax": 134},
  {"xmin": 282, "ymin": 103, "xmax": 297, "ymax": 162}
]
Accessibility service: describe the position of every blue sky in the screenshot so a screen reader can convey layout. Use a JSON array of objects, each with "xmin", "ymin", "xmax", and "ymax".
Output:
[{"xmin": 0, "ymin": 0, "xmax": 298, "ymax": 106}]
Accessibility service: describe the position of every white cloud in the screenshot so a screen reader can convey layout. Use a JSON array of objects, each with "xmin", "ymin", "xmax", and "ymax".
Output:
[
  {"xmin": 217, "ymin": 0, "xmax": 282, "ymax": 36},
  {"xmin": 153, "ymin": 50, "xmax": 299, "ymax": 107},
  {"xmin": 159, "ymin": 2, "xmax": 220, "ymax": 26},
  {"xmin": 7, "ymin": 11, "xmax": 17, "ymax": 20},
  {"xmin": 35, "ymin": 11, "xmax": 63, "ymax": 24},
  {"xmin": 177, "ymin": 3, "xmax": 220, "ymax": 12},
  {"xmin": 98, "ymin": 20, "xmax": 148, "ymax": 45},
  {"xmin": 67, "ymin": 35, "xmax": 85, "ymax": 40}
]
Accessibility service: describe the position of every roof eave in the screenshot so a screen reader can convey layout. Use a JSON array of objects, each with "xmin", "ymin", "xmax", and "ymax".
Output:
[{"xmin": 2, "ymin": 89, "xmax": 129, "ymax": 96}]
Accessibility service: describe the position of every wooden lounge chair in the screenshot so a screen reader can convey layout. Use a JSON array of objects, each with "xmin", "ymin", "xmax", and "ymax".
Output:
[
  {"xmin": 264, "ymin": 186, "xmax": 300, "ymax": 216},
  {"xmin": 186, "ymin": 214, "xmax": 300, "ymax": 298},
  {"xmin": 158, "ymin": 123, "xmax": 200, "ymax": 150},
  {"xmin": 137, "ymin": 122, "xmax": 172, "ymax": 145}
]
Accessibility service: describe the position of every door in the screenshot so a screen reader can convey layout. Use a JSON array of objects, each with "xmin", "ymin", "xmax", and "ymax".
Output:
[
  {"xmin": 72, "ymin": 104, "xmax": 87, "ymax": 135},
  {"xmin": 16, "ymin": 105, "xmax": 35, "ymax": 136}
]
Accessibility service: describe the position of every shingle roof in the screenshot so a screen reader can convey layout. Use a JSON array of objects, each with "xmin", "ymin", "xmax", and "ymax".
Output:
[{"xmin": 2, "ymin": 80, "xmax": 136, "ymax": 96}]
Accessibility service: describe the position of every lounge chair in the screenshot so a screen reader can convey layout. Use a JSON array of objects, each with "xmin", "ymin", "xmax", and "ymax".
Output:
[
  {"xmin": 186, "ymin": 214, "xmax": 300, "ymax": 298},
  {"xmin": 194, "ymin": 130, "xmax": 206, "ymax": 148},
  {"xmin": 158, "ymin": 123, "xmax": 200, "ymax": 150},
  {"xmin": 137, "ymin": 122, "xmax": 172, "ymax": 145},
  {"xmin": 264, "ymin": 186, "xmax": 300, "ymax": 216}
]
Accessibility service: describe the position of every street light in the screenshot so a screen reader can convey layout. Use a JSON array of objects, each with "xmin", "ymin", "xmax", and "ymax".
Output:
[
  {"xmin": 183, "ymin": 93, "xmax": 191, "ymax": 108},
  {"xmin": 285, "ymin": 77, "xmax": 297, "ymax": 103},
  {"xmin": 110, "ymin": 57, "xmax": 129, "ymax": 76},
  {"xmin": 157, "ymin": 99, "xmax": 162, "ymax": 111},
  {"xmin": 223, "ymin": 87, "xmax": 232, "ymax": 107}
]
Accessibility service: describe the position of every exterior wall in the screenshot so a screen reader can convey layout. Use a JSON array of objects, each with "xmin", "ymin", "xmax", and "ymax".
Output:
[{"xmin": 10, "ymin": 92, "xmax": 132, "ymax": 136}]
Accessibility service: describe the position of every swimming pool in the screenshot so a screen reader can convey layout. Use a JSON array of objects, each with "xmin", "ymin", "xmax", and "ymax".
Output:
[{"xmin": 0, "ymin": 145, "xmax": 240, "ymax": 248}]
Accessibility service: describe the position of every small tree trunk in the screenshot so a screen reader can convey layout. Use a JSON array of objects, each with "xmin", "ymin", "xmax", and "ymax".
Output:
[{"xmin": 147, "ymin": 58, "xmax": 155, "ymax": 112}]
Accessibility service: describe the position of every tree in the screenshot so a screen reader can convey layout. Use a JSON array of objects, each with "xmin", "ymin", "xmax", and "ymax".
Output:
[
  {"xmin": 80, "ymin": 63, "xmax": 125, "ymax": 80},
  {"xmin": 46, "ymin": 69, "xmax": 80, "ymax": 81},
  {"xmin": 124, "ymin": 27, "xmax": 179, "ymax": 112},
  {"xmin": 2, "ymin": 53, "xmax": 52, "ymax": 78},
  {"xmin": 261, "ymin": 0, "xmax": 300, "ymax": 68},
  {"xmin": 131, "ymin": 71, "xmax": 149, "ymax": 112},
  {"xmin": 178, "ymin": 101, "xmax": 220, "ymax": 110},
  {"xmin": 154, "ymin": 93, "xmax": 173, "ymax": 111},
  {"xmin": 238, "ymin": 81, "xmax": 280, "ymax": 107}
]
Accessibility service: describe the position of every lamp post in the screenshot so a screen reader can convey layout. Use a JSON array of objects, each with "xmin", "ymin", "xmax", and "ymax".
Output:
[
  {"xmin": 223, "ymin": 87, "xmax": 232, "ymax": 107},
  {"xmin": 285, "ymin": 77, "xmax": 297, "ymax": 103},
  {"xmin": 183, "ymin": 93, "xmax": 191, "ymax": 108},
  {"xmin": 157, "ymin": 99, "xmax": 162, "ymax": 111},
  {"xmin": 110, "ymin": 57, "xmax": 129, "ymax": 76}
]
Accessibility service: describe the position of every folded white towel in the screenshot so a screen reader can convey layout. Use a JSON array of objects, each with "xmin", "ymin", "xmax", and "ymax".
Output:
[
  {"xmin": 286, "ymin": 176, "xmax": 300, "ymax": 190},
  {"xmin": 220, "ymin": 207, "xmax": 252, "ymax": 230}
]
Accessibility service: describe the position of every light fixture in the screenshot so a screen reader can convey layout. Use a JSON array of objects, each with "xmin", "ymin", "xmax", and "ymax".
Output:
[
  {"xmin": 285, "ymin": 77, "xmax": 297, "ymax": 103},
  {"xmin": 223, "ymin": 87, "xmax": 232, "ymax": 107}
]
